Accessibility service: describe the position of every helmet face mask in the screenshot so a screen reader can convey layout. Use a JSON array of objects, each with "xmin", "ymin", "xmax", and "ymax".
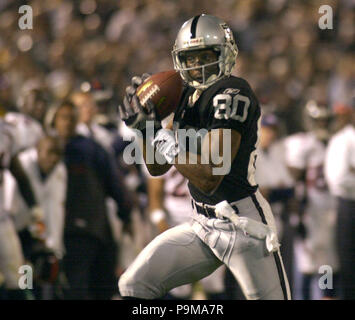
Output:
[
  {"xmin": 172, "ymin": 15, "xmax": 238, "ymax": 90},
  {"xmin": 177, "ymin": 47, "xmax": 222, "ymax": 87}
]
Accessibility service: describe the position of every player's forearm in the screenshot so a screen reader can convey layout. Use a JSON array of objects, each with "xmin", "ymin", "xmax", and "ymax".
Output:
[
  {"xmin": 174, "ymin": 152, "xmax": 223, "ymax": 195},
  {"xmin": 147, "ymin": 177, "xmax": 164, "ymax": 211},
  {"xmin": 173, "ymin": 129, "xmax": 239, "ymax": 194},
  {"xmin": 9, "ymin": 156, "xmax": 37, "ymax": 208}
]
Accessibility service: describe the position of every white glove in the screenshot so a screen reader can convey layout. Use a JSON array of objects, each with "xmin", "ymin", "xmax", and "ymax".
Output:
[
  {"xmin": 30, "ymin": 205, "xmax": 44, "ymax": 221},
  {"xmin": 215, "ymin": 200, "xmax": 280, "ymax": 253},
  {"xmin": 152, "ymin": 129, "xmax": 179, "ymax": 164},
  {"xmin": 29, "ymin": 205, "xmax": 46, "ymax": 240},
  {"xmin": 235, "ymin": 216, "xmax": 270, "ymax": 239}
]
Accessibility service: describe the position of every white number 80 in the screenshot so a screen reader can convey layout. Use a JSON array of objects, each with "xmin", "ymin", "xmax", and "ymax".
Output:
[{"xmin": 213, "ymin": 93, "xmax": 250, "ymax": 122}]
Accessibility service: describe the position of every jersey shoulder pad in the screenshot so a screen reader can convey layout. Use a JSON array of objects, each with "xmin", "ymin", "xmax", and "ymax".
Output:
[{"xmin": 216, "ymin": 76, "xmax": 256, "ymax": 95}]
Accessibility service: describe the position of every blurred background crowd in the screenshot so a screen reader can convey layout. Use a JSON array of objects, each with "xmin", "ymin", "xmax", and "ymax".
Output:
[{"xmin": 0, "ymin": 0, "xmax": 354, "ymax": 300}]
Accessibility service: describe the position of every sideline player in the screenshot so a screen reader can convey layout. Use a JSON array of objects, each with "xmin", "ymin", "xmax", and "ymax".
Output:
[
  {"xmin": 284, "ymin": 101, "xmax": 339, "ymax": 299},
  {"xmin": 255, "ymin": 113, "xmax": 296, "ymax": 292},
  {"xmin": 118, "ymin": 14, "xmax": 291, "ymax": 300},
  {"xmin": 11, "ymin": 136, "xmax": 66, "ymax": 259},
  {"xmin": 324, "ymin": 106, "xmax": 355, "ymax": 300},
  {"xmin": 4, "ymin": 88, "xmax": 46, "ymax": 151},
  {"xmin": 8, "ymin": 135, "xmax": 66, "ymax": 299},
  {"xmin": 0, "ymin": 120, "xmax": 41, "ymax": 299}
]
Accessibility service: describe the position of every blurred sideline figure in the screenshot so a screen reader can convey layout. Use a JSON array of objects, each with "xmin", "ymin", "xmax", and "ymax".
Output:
[
  {"xmin": 114, "ymin": 120, "xmax": 154, "ymax": 279},
  {"xmin": 325, "ymin": 105, "xmax": 355, "ymax": 300},
  {"xmin": 255, "ymin": 113, "xmax": 296, "ymax": 293},
  {"xmin": 71, "ymin": 87, "xmax": 123, "ymax": 266},
  {"xmin": 0, "ymin": 120, "xmax": 42, "ymax": 300},
  {"xmin": 8, "ymin": 135, "xmax": 66, "ymax": 299},
  {"xmin": 284, "ymin": 100, "xmax": 339, "ymax": 299},
  {"xmin": 71, "ymin": 87, "xmax": 116, "ymax": 153},
  {"xmin": 51, "ymin": 101, "xmax": 134, "ymax": 299},
  {"xmin": 4, "ymin": 89, "xmax": 47, "ymax": 151},
  {"xmin": 71, "ymin": 86, "xmax": 146, "ymax": 287},
  {"xmin": 3, "ymin": 88, "xmax": 48, "ymax": 243}
]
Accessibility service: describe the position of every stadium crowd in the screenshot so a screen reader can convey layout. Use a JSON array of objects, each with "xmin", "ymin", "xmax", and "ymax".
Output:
[{"xmin": 0, "ymin": 0, "xmax": 353, "ymax": 300}]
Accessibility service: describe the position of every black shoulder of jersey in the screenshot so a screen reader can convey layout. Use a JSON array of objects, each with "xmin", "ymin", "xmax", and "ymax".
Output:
[{"xmin": 210, "ymin": 76, "xmax": 257, "ymax": 98}]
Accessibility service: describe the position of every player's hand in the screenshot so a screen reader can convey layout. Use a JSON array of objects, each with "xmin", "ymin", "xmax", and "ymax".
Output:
[
  {"xmin": 296, "ymin": 220, "xmax": 307, "ymax": 239},
  {"xmin": 236, "ymin": 216, "xmax": 270, "ymax": 239},
  {"xmin": 29, "ymin": 220, "xmax": 46, "ymax": 241},
  {"xmin": 118, "ymin": 74, "xmax": 158, "ymax": 131},
  {"xmin": 28, "ymin": 205, "xmax": 46, "ymax": 240},
  {"xmin": 156, "ymin": 218, "xmax": 170, "ymax": 234},
  {"xmin": 150, "ymin": 209, "xmax": 170, "ymax": 233},
  {"xmin": 30, "ymin": 205, "xmax": 44, "ymax": 221},
  {"xmin": 122, "ymin": 220, "xmax": 134, "ymax": 239},
  {"xmin": 152, "ymin": 129, "xmax": 179, "ymax": 164}
]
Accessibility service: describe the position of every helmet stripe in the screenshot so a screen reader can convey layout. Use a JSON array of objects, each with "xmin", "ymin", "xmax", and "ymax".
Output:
[{"xmin": 190, "ymin": 14, "xmax": 201, "ymax": 39}]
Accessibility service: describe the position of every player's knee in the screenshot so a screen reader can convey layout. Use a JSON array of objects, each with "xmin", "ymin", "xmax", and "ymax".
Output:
[
  {"xmin": 244, "ymin": 284, "xmax": 286, "ymax": 300},
  {"xmin": 118, "ymin": 271, "xmax": 162, "ymax": 299},
  {"xmin": 118, "ymin": 272, "xmax": 134, "ymax": 297}
]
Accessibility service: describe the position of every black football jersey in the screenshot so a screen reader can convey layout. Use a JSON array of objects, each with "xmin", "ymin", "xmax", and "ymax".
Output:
[{"xmin": 173, "ymin": 76, "xmax": 260, "ymax": 205}]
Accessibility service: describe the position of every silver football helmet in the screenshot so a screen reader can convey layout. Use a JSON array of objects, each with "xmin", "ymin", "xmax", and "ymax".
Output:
[
  {"xmin": 304, "ymin": 100, "xmax": 333, "ymax": 141},
  {"xmin": 172, "ymin": 14, "xmax": 238, "ymax": 90},
  {"xmin": 306, "ymin": 100, "xmax": 332, "ymax": 120}
]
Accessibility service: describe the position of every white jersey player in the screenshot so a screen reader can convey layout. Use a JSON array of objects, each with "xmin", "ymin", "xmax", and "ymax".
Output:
[
  {"xmin": 4, "ymin": 112, "xmax": 44, "ymax": 152},
  {"xmin": 3, "ymin": 111, "xmax": 45, "ymax": 223},
  {"xmin": 255, "ymin": 114, "xmax": 295, "ymax": 236},
  {"xmin": 4, "ymin": 87, "xmax": 48, "ymax": 152},
  {"xmin": 0, "ymin": 121, "xmax": 35, "ymax": 299},
  {"xmin": 9, "ymin": 137, "xmax": 66, "ymax": 259},
  {"xmin": 255, "ymin": 114, "xmax": 296, "ymax": 292},
  {"xmin": 284, "ymin": 101, "xmax": 339, "ymax": 299}
]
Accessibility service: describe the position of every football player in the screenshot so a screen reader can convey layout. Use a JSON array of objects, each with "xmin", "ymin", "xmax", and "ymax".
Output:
[
  {"xmin": 11, "ymin": 135, "xmax": 66, "ymax": 259},
  {"xmin": 324, "ymin": 106, "xmax": 355, "ymax": 300},
  {"xmin": 4, "ymin": 88, "xmax": 47, "ymax": 151},
  {"xmin": 255, "ymin": 113, "xmax": 296, "ymax": 291},
  {"xmin": 9, "ymin": 135, "xmax": 66, "ymax": 299},
  {"xmin": 284, "ymin": 100, "xmax": 339, "ymax": 299},
  {"xmin": 3, "ymin": 88, "xmax": 47, "ymax": 249},
  {"xmin": 0, "ymin": 120, "xmax": 41, "ymax": 299},
  {"xmin": 118, "ymin": 14, "xmax": 290, "ymax": 300}
]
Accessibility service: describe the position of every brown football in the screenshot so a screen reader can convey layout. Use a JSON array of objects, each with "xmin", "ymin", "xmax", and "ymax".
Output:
[{"xmin": 136, "ymin": 70, "xmax": 183, "ymax": 120}]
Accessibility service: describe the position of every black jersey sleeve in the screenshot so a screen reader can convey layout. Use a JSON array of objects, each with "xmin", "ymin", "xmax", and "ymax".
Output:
[{"xmin": 204, "ymin": 81, "xmax": 258, "ymax": 135}]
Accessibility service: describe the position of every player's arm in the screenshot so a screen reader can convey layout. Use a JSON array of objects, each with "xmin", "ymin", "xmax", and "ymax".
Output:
[
  {"xmin": 147, "ymin": 177, "xmax": 170, "ymax": 233},
  {"xmin": 174, "ymin": 128, "xmax": 241, "ymax": 195},
  {"xmin": 94, "ymin": 144, "xmax": 134, "ymax": 224},
  {"xmin": 9, "ymin": 154, "xmax": 45, "ymax": 227},
  {"xmin": 9, "ymin": 154, "xmax": 37, "ymax": 209}
]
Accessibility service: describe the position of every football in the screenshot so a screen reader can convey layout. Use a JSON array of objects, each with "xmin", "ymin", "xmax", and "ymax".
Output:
[{"xmin": 136, "ymin": 70, "xmax": 183, "ymax": 120}]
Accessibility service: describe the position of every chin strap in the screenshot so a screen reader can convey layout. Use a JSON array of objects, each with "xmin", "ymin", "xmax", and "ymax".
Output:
[{"xmin": 190, "ymin": 73, "xmax": 219, "ymax": 90}]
